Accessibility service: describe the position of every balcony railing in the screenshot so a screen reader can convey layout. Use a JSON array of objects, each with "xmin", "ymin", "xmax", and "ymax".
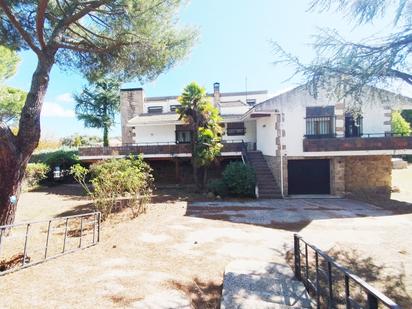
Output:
[
  {"xmin": 79, "ymin": 140, "xmax": 244, "ymax": 158},
  {"xmin": 303, "ymin": 133, "xmax": 412, "ymax": 152}
]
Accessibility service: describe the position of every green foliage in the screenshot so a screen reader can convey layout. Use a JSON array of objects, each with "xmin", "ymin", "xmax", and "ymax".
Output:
[
  {"xmin": 272, "ymin": 0, "xmax": 412, "ymax": 104},
  {"xmin": 0, "ymin": 1, "xmax": 197, "ymax": 82},
  {"xmin": 177, "ymin": 82, "xmax": 223, "ymax": 186},
  {"xmin": 61, "ymin": 134, "xmax": 103, "ymax": 148},
  {"xmin": 0, "ymin": 45, "xmax": 19, "ymax": 81},
  {"xmin": 0, "ymin": 86, "xmax": 26, "ymax": 123},
  {"xmin": 71, "ymin": 156, "xmax": 154, "ymax": 220},
  {"xmin": 392, "ymin": 111, "xmax": 411, "ymax": 136},
  {"xmin": 401, "ymin": 110, "xmax": 412, "ymax": 126},
  {"xmin": 24, "ymin": 163, "xmax": 50, "ymax": 188},
  {"xmin": 30, "ymin": 149, "xmax": 79, "ymax": 171},
  {"xmin": 0, "ymin": 46, "xmax": 26, "ymax": 124},
  {"xmin": 75, "ymin": 78, "xmax": 120, "ymax": 146},
  {"xmin": 207, "ymin": 178, "xmax": 228, "ymax": 197},
  {"xmin": 208, "ymin": 162, "xmax": 256, "ymax": 198},
  {"xmin": 222, "ymin": 162, "xmax": 256, "ymax": 197}
]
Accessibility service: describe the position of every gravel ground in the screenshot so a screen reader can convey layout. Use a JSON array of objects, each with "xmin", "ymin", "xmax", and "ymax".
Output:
[{"xmin": 0, "ymin": 167, "xmax": 411, "ymax": 308}]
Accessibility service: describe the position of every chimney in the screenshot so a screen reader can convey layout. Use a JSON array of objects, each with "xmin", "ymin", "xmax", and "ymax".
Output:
[
  {"xmin": 120, "ymin": 88, "xmax": 144, "ymax": 145},
  {"xmin": 213, "ymin": 82, "xmax": 220, "ymax": 105}
]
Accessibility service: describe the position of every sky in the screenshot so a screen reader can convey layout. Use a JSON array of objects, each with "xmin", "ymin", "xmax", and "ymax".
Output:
[{"xmin": 5, "ymin": 0, "xmax": 400, "ymax": 139}]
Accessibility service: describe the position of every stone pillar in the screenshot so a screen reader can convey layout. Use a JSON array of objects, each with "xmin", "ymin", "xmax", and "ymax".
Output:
[
  {"xmin": 383, "ymin": 106, "xmax": 392, "ymax": 134},
  {"xmin": 335, "ymin": 102, "xmax": 345, "ymax": 137},
  {"xmin": 330, "ymin": 157, "xmax": 345, "ymax": 196},
  {"xmin": 120, "ymin": 88, "xmax": 144, "ymax": 145}
]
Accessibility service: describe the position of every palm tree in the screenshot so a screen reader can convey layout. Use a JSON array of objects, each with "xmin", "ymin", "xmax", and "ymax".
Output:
[{"xmin": 74, "ymin": 78, "xmax": 120, "ymax": 147}]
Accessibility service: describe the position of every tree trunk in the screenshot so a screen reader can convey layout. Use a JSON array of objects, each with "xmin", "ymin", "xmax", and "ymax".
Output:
[
  {"xmin": 0, "ymin": 58, "xmax": 53, "ymax": 226},
  {"xmin": 103, "ymin": 126, "xmax": 109, "ymax": 147},
  {"xmin": 202, "ymin": 166, "xmax": 208, "ymax": 190}
]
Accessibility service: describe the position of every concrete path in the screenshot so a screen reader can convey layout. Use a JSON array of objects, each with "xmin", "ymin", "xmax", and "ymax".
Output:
[{"xmin": 221, "ymin": 260, "xmax": 312, "ymax": 308}]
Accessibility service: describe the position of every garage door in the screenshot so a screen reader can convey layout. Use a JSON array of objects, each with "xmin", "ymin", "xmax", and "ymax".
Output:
[{"xmin": 288, "ymin": 159, "xmax": 330, "ymax": 195}]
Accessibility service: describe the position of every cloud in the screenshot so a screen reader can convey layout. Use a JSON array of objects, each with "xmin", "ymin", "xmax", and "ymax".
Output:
[
  {"xmin": 42, "ymin": 101, "xmax": 75, "ymax": 118},
  {"xmin": 56, "ymin": 92, "xmax": 75, "ymax": 104}
]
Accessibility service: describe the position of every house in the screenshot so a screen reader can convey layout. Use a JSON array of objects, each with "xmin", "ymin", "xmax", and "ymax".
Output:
[{"xmin": 79, "ymin": 83, "xmax": 412, "ymax": 198}]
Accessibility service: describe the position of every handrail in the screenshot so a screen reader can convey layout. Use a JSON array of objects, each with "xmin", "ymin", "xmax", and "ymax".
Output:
[{"xmin": 294, "ymin": 234, "xmax": 401, "ymax": 309}]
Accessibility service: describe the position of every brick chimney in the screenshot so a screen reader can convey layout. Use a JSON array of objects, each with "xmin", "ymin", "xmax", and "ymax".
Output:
[
  {"xmin": 120, "ymin": 88, "xmax": 144, "ymax": 145},
  {"xmin": 213, "ymin": 82, "xmax": 220, "ymax": 106}
]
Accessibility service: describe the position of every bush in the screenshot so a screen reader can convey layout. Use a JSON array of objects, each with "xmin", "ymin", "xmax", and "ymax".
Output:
[
  {"xmin": 25, "ymin": 163, "xmax": 50, "ymax": 188},
  {"xmin": 222, "ymin": 162, "xmax": 256, "ymax": 197},
  {"xmin": 207, "ymin": 178, "xmax": 228, "ymax": 197},
  {"xmin": 31, "ymin": 149, "xmax": 79, "ymax": 170},
  {"xmin": 392, "ymin": 111, "xmax": 411, "ymax": 136},
  {"xmin": 208, "ymin": 162, "xmax": 256, "ymax": 198},
  {"xmin": 71, "ymin": 155, "xmax": 154, "ymax": 219}
]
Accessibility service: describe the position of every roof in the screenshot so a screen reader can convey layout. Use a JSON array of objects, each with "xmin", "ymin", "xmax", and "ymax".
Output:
[
  {"xmin": 143, "ymin": 90, "xmax": 268, "ymax": 102},
  {"xmin": 218, "ymin": 100, "xmax": 248, "ymax": 108},
  {"xmin": 127, "ymin": 113, "xmax": 181, "ymax": 126}
]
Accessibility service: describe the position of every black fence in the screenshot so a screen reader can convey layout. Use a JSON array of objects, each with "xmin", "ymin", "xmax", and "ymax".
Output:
[
  {"xmin": 0, "ymin": 212, "xmax": 101, "ymax": 276},
  {"xmin": 294, "ymin": 234, "xmax": 400, "ymax": 309}
]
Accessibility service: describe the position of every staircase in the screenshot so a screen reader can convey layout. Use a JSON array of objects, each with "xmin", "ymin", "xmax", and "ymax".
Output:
[{"xmin": 246, "ymin": 151, "xmax": 282, "ymax": 199}]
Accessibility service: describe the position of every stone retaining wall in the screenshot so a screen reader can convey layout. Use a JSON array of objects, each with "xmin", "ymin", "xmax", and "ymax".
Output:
[{"xmin": 345, "ymin": 155, "xmax": 392, "ymax": 196}]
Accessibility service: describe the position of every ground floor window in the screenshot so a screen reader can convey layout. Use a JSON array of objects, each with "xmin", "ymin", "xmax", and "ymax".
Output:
[{"xmin": 226, "ymin": 122, "xmax": 246, "ymax": 136}]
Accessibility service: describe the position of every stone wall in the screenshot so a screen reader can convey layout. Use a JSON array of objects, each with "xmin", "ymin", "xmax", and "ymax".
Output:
[{"xmin": 345, "ymin": 155, "xmax": 392, "ymax": 196}]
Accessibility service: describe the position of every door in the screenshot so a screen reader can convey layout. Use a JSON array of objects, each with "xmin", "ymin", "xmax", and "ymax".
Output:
[{"xmin": 288, "ymin": 159, "xmax": 330, "ymax": 195}]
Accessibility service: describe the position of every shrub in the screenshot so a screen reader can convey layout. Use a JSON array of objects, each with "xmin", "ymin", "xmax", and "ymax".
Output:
[
  {"xmin": 71, "ymin": 155, "xmax": 154, "ymax": 219},
  {"xmin": 30, "ymin": 149, "xmax": 79, "ymax": 180},
  {"xmin": 24, "ymin": 163, "xmax": 50, "ymax": 188},
  {"xmin": 222, "ymin": 162, "xmax": 256, "ymax": 197},
  {"xmin": 392, "ymin": 111, "xmax": 411, "ymax": 136},
  {"xmin": 207, "ymin": 178, "xmax": 228, "ymax": 197}
]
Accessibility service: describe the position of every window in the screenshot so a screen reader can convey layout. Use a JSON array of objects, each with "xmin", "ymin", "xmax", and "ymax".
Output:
[
  {"xmin": 246, "ymin": 99, "xmax": 256, "ymax": 106},
  {"xmin": 176, "ymin": 125, "xmax": 192, "ymax": 143},
  {"xmin": 345, "ymin": 113, "xmax": 363, "ymax": 137},
  {"xmin": 170, "ymin": 105, "xmax": 180, "ymax": 112},
  {"xmin": 176, "ymin": 131, "xmax": 191, "ymax": 143},
  {"xmin": 148, "ymin": 106, "xmax": 163, "ymax": 114},
  {"xmin": 305, "ymin": 106, "xmax": 335, "ymax": 138},
  {"xmin": 227, "ymin": 122, "xmax": 246, "ymax": 136}
]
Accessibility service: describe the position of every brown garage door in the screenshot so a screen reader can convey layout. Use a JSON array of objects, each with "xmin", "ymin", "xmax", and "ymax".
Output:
[{"xmin": 288, "ymin": 159, "xmax": 330, "ymax": 195}]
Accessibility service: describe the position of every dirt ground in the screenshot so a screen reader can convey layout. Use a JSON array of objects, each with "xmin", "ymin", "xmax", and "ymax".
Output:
[{"xmin": 0, "ymin": 166, "xmax": 411, "ymax": 308}]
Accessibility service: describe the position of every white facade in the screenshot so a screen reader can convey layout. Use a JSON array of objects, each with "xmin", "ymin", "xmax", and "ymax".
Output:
[{"xmin": 120, "ymin": 84, "xmax": 412, "ymax": 156}]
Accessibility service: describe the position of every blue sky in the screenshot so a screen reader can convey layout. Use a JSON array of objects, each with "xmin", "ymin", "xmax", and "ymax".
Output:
[{"xmin": 6, "ymin": 0, "xmax": 397, "ymax": 139}]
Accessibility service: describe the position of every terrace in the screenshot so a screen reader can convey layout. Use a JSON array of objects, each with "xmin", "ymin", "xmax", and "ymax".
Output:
[{"xmin": 78, "ymin": 140, "xmax": 246, "ymax": 162}]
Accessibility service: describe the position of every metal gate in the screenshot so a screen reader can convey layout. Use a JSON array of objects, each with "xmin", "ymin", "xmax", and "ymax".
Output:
[{"xmin": 288, "ymin": 159, "xmax": 330, "ymax": 195}]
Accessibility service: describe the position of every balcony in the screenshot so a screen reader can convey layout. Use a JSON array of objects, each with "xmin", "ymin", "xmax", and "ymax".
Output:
[
  {"xmin": 303, "ymin": 133, "xmax": 412, "ymax": 152},
  {"xmin": 79, "ymin": 141, "xmax": 244, "ymax": 160}
]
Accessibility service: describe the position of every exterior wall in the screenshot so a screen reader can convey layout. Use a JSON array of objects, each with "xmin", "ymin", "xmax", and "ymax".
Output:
[
  {"xmin": 134, "ymin": 124, "xmax": 176, "ymax": 144},
  {"xmin": 144, "ymin": 99, "xmax": 179, "ymax": 114},
  {"xmin": 256, "ymin": 115, "xmax": 277, "ymax": 156},
  {"xmin": 222, "ymin": 120, "xmax": 256, "ymax": 144},
  {"xmin": 253, "ymin": 86, "xmax": 404, "ymax": 157},
  {"xmin": 345, "ymin": 155, "xmax": 392, "ymax": 195}
]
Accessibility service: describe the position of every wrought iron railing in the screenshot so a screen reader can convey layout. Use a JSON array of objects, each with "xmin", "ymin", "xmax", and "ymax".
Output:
[
  {"xmin": 0, "ymin": 212, "xmax": 101, "ymax": 276},
  {"xmin": 294, "ymin": 234, "xmax": 400, "ymax": 309}
]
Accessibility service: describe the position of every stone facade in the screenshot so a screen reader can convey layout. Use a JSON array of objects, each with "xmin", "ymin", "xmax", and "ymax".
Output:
[
  {"xmin": 345, "ymin": 155, "xmax": 392, "ymax": 196},
  {"xmin": 330, "ymin": 157, "xmax": 345, "ymax": 196},
  {"xmin": 120, "ymin": 88, "xmax": 144, "ymax": 144}
]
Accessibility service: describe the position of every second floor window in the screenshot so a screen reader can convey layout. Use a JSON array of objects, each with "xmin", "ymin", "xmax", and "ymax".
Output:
[
  {"xmin": 227, "ymin": 122, "xmax": 246, "ymax": 136},
  {"xmin": 170, "ymin": 105, "xmax": 180, "ymax": 112},
  {"xmin": 305, "ymin": 106, "xmax": 335, "ymax": 138},
  {"xmin": 148, "ymin": 106, "xmax": 163, "ymax": 114},
  {"xmin": 345, "ymin": 113, "xmax": 363, "ymax": 137}
]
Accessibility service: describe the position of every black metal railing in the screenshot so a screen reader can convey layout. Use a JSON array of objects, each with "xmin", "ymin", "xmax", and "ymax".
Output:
[
  {"xmin": 294, "ymin": 234, "xmax": 400, "ymax": 309},
  {"xmin": 305, "ymin": 116, "xmax": 336, "ymax": 138},
  {"xmin": 0, "ymin": 212, "xmax": 101, "ymax": 276}
]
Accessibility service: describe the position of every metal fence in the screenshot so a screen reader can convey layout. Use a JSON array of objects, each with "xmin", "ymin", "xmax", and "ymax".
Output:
[
  {"xmin": 294, "ymin": 234, "xmax": 400, "ymax": 309},
  {"xmin": 0, "ymin": 212, "xmax": 101, "ymax": 276}
]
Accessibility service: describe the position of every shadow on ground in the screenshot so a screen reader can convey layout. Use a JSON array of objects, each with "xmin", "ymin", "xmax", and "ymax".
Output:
[
  {"xmin": 184, "ymin": 196, "xmax": 412, "ymax": 232},
  {"xmin": 282, "ymin": 245, "xmax": 412, "ymax": 308},
  {"xmin": 168, "ymin": 278, "xmax": 222, "ymax": 309},
  {"xmin": 32, "ymin": 184, "xmax": 87, "ymax": 201}
]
